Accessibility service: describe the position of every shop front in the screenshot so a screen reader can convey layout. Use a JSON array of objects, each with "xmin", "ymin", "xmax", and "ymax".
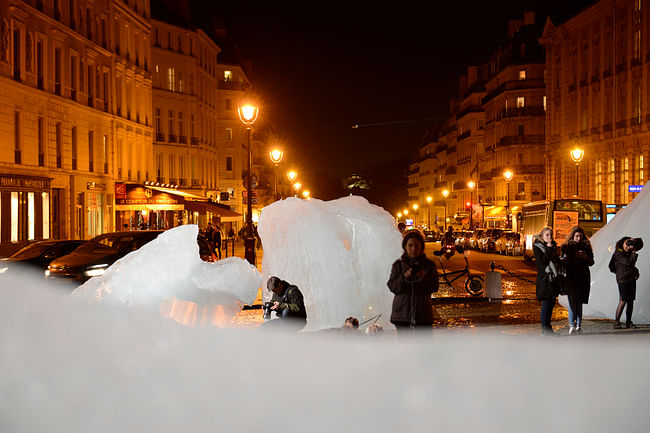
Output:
[
  {"xmin": 0, "ymin": 174, "xmax": 51, "ymax": 256},
  {"xmin": 114, "ymin": 183, "xmax": 241, "ymax": 232}
]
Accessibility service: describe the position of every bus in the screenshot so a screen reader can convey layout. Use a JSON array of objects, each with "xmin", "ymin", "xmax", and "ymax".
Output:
[{"xmin": 521, "ymin": 199, "xmax": 605, "ymax": 260}]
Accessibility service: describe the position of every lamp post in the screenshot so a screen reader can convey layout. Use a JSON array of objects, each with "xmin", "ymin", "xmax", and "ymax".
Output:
[
  {"xmin": 238, "ymin": 101, "xmax": 258, "ymax": 265},
  {"xmin": 412, "ymin": 203, "xmax": 419, "ymax": 227},
  {"xmin": 269, "ymin": 149, "xmax": 283, "ymax": 200},
  {"xmin": 570, "ymin": 148, "xmax": 584, "ymax": 197},
  {"xmin": 293, "ymin": 181, "xmax": 302, "ymax": 197},
  {"xmin": 302, "ymin": 190, "xmax": 310, "ymax": 199},
  {"xmin": 426, "ymin": 196, "xmax": 432, "ymax": 229},
  {"xmin": 442, "ymin": 189, "xmax": 449, "ymax": 231},
  {"xmin": 403, "ymin": 209, "xmax": 409, "ymax": 225},
  {"xmin": 467, "ymin": 180, "xmax": 476, "ymax": 229},
  {"xmin": 503, "ymin": 169, "xmax": 513, "ymax": 229},
  {"xmin": 397, "ymin": 212, "xmax": 402, "ymax": 221}
]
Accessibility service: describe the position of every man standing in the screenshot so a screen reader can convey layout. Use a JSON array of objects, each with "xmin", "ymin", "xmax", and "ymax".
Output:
[
  {"xmin": 214, "ymin": 224, "xmax": 222, "ymax": 259},
  {"xmin": 264, "ymin": 276, "xmax": 307, "ymax": 330},
  {"xmin": 205, "ymin": 222, "xmax": 216, "ymax": 256}
]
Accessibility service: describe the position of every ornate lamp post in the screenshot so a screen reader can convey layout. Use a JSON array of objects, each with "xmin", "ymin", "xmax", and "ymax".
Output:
[
  {"xmin": 287, "ymin": 170, "xmax": 297, "ymax": 183},
  {"xmin": 238, "ymin": 101, "xmax": 258, "ymax": 265},
  {"xmin": 570, "ymin": 148, "xmax": 584, "ymax": 197},
  {"xmin": 269, "ymin": 149, "xmax": 283, "ymax": 200},
  {"xmin": 467, "ymin": 180, "xmax": 476, "ymax": 229},
  {"xmin": 442, "ymin": 189, "xmax": 449, "ymax": 231},
  {"xmin": 503, "ymin": 169, "xmax": 513, "ymax": 229},
  {"xmin": 426, "ymin": 196, "xmax": 432, "ymax": 229}
]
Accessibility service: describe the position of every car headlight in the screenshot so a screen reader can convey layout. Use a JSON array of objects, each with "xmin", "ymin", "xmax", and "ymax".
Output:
[
  {"xmin": 44, "ymin": 269, "xmax": 50, "ymax": 277},
  {"xmin": 84, "ymin": 264, "xmax": 108, "ymax": 277},
  {"xmin": 0, "ymin": 266, "xmax": 8, "ymax": 274}
]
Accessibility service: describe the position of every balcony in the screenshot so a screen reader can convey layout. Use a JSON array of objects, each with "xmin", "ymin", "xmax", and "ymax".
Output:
[
  {"xmin": 457, "ymin": 130, "xmax": 471, "ymax": 141},
  {"xmin": 178, "ymin": 136, "xmax": 187, "ymax": 144},
  {"xmin": 495, "ymin": 106, "xmax": 545, "ymax": 120},
  {"xmin": 217, "ymin": 80, "xmax": 250, "ymax": 91},
  {"xmin": 169, "ymin": 178, "xmax": 177, "ymax": 185},
  {"xmin": 482, "ymin": 79, "xmax": 545, "ymax": 104},
  {"xmin": 190, "ymin": 137, "xmax": 199, "ymax": 145},
  {"xmin": 496, "ymin": 134, "xmax": 544, "ymax": 148},
  {"xmin": 434, "ymin": 180, "xmax": 447, "ymax": 188},
  {"xmin": 446, "ymin": 166, "xmax": 457, "ymax": 175},
  {"xmin": 456, "ymin": 105, "xmax": 483, "ymax": 120},
  {"xmin": 407, "ymin": 182, "xmax": 419, "ymax": 188},
  {"xmin": 168, "ymin": 134, "xmax": 177, "ymax": 143},
  {"xmin": 452, "ymin": 181, "xmax": 466, "ymax": 191},
  {"xmin": 192, "ymin": 179, "xmax": 200, "ymax": 187},
  {"xmin": 156, "ymin": 133, "xmax": 165, "ymax": 142},
  {"xmin": 179, "ymin": 178, "xmax": 188, "ymax": 187},
  {"xmin": 156, "ymin": 177, "xmax": 164, "ymax": 184},
  {"xmin": 616, "ymin": 120, "xmax": 627, "ymax": 129}
]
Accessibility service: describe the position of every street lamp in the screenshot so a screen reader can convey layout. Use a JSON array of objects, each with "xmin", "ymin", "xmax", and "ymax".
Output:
[
  {"xmin": 467, "ymin": 180, "xmax": 476, "ymax": 229},
  {"xmin": 287, "ymin": 170, "xmax": 297, "ymax": 183},
  {"xmin": 302, "ymin": 190, "xmax": 310, "ymax": 199},
  {"xmin": 442, "ymin": 189, "xmax": 449, "ymax": 231},
  {"xmin": 293, "ymin": 181, "xmax": 302, "ymax": 196},
  {"xmin": 412, "ymin": 203, "xmax": 419, "ymax": 227},
  {"xmin": 426, "ymin": 196, "xmax": 432, "ymax": 229},
  {"xmin": 397, "ymin": 212, "xmax": 402, "ymax": 220},
  {"xmin": 503, "ymin": 169, "xmax": 513, "ymax": 229},
  {"xmin": 238, "ymin": 101, "xmax": 259, "ymax": 265},
  {"xmin": 269, "ymin": 149, "xmax": 283, "ymax": 201},
  {"xmin": 570, "ymin": 148, "xmax": 584, "ymax": 197}
]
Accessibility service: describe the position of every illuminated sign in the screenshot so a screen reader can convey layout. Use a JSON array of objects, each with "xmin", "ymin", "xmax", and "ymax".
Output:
[{"xmin": 629, "ymin": 185, "xmax": 644, "ymax": 193}]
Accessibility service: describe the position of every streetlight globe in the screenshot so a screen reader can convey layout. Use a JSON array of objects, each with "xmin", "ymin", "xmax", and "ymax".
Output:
[
  {"xmin": 570, "ymin": 148, "xmax": 585, "ymax": 163},
  {"xmin": 293, "ymin": 182, "xmax": 302, "ymax": 191},
  {"xmin": 413, "ymin": 203, "xmax": 419, "ymax": 211},
  {"xmin": 442, "ymin": 189, "xmax": 449, "ymax": 199},
  {"xmin": 269, "ymin": 149, "xmax": 283, "ymax": 164},
  {"xmin": 467, "ymin": 180, "xmax": 476, "ymax": 190},
  {"xmin": 503, "ymin": 170, "xmax": 514, "ymax": 182},
  {"xmin": 287, "ymin": 170, "xmax": 297, "ymax": 182},
  {"xmin": 426, "ymin": 196, "xmax": 432, "ymax": 204},
  {"xmin": 397, "ymin": 212, "xmax": 402, "ymax": 218},
  {"xmin": 404, "ymin": 209, "xmax": 409, "ymax": 216},
  {"xmin": 238, "ymin": 103, "xmax": 258, "ymax": 126},
  {"xmin": 302, "ymin": 190, "xmax": 310, "ymax": 198}
]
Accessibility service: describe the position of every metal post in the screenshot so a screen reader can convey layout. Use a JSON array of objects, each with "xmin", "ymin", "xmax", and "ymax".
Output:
[
  {"xmin": 469, "ymin": 192, "xmax": 473, "ymax": 230},
  {"xmin": 274, "ymin": 164, "xmax": 278, "ymax": 200},
  {"xmin": 427, "ymin": 205, "xmax": 431, "ymax": 229},
  {"xmin": 244, "ymin": 128, "xmax": 256, "ymax": 265},
  {"xmin": 444, "ymin": 202, "xmax": 447, "ymax": 231},
  {"xmin": 575, "ymin": 163, "xmax": 579, "ymax": 197},
  {"xmin": 506, "ymin": 182, "xmax": 510, "ymax": 229}
]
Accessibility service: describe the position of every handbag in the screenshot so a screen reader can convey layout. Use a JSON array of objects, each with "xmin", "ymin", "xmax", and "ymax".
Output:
[{"xmin": 546, "ymin": 261, "xmax": 567, "ymax": 296}]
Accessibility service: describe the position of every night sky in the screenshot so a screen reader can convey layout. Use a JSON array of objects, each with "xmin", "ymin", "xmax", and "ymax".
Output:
[{"xmin": 184, "ymin": 0, "xmax": 596, "ymax": 212}]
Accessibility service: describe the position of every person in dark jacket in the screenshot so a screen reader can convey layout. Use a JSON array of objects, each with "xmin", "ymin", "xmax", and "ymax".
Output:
[
  {"xmin": 264, "ymin": 276, "xmax": 307, "ymax": 331},
  {"xmin": 387, "ymin": 229, "xmax": 438, "ymax": 334},
  {"xmin": 534, "ymin": 226, "xmax": 561, "ymax": 335},
  {"xmin": 561, "ymin": 226, "xmax": 594, "ymax": 335},
  {"xmin": 611, "ymin": 237, "xmax": 641, "ymax": 329}
]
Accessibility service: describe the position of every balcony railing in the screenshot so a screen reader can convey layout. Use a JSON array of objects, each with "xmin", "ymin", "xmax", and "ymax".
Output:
[
  {"xmin": 192, "ymin": 179, "xmax": 200, "ymax": 187},
  {"xmin": 178, "ymin": 136, "xmax": 187, "ymax": 144},
  {"xmin": 168, "ymin": 134, "xmax": 177, "ymax": 143},
  {"xmin": 496, "ymin": 134, "xmax": 544, "ymax": 148},
  {"xmin": 179, "ymin": 178, "xmax": 188, "ymax": 187},
  {"xmin": 457, "ymin": 130, "xmax": 472, "ymax": 140},
  {"xmin": 495, "ymin": 106, "xmax": 545, "ymax": 120},
  {"xmin": 169, "ymin": 178, "xmax": 177, "ymax": 185},
  {"xmin": 482, "ymin": 79, "xmax": 545, "ymax": 104},
  {"xmin": 446, "ymin": 166, "xmax": 457, "ymax": 175},
  {"xmin": 190, "ymin": 137, "xmax": 199, "ymax": 145},
  {"xmin": 452, "ymin": 181, "xmax": 465, "ymax": 191}
]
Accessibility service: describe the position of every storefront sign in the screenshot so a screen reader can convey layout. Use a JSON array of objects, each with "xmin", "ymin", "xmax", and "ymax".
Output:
[
  {"xmin": 115, "ymin": 184, "xmax": 181, "ymax": 205},
  {"xmin": 87, "ymin": 182, "xmax": 107, "ymax": 191},
  {"xmin": 0, "ymin": 175, "xmax": 50, "ymax": 190},
  {"xmin": 115, "ymin": 183, "xmax": 127, "ymax": 199},
  {"xmin": 629, "ymin": 185, "xmax": 644, "ymax": 193}
]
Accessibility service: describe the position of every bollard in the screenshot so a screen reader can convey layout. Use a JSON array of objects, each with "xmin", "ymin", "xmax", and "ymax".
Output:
[{"xmin": 484, "ymin": 261, "xmax": 503, "ymax": 299}]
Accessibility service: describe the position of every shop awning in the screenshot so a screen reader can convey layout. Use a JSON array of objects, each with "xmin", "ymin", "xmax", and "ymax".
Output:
[
  {"xmin": 184, "ymin": 201, "xmax": 242, "ymax": 222},
  {"xmin": 484, "ymin": 206, "xmax": 507, "ymax": 219}
]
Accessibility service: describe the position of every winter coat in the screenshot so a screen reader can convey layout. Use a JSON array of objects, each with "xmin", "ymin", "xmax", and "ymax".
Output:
[
  {"xmin": 612, "ymin": 238, "xmax": 639, "ymax": 284},
  {"xmin": 534, "ymin": 239, "xmax": 560, "ymax": 301},
  {"xmin": 561, "ymin": 240, "xmax": 594, "ymax": 304},
  {"xmin": 271, "ymin": 284, "xmax": 307, "ymax": 319},
  {"xmin": 387, "ymin": 253, "xmax": 438, "ymax": 325}
]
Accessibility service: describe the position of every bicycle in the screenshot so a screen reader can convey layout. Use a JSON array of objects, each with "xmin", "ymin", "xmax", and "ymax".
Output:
[{"xmin": 434, "ymin": 244, "xmax": 484, "ymax": 296}]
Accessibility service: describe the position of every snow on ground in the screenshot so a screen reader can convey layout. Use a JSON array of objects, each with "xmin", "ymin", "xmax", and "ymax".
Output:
[
  {"xmin": 563, "ymin": 185, "xmax": 650, "ymax": 322},
  {"xmin": 258, "ymin": 196, "xmax": 402, "ymax": 331},
  {"xmin": 0, "ymin": 278, "xmax": 648, "ymax": 433},
  {"xmin": 72, "ymin": 225, "xmax": 262, "ymax": 326}
]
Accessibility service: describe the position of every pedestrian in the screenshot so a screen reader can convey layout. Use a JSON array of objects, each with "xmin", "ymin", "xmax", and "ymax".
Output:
[
  {"xmin": 534, "ymin": 226, "xmax": 561, "ymax": 335},
  {"xmin": 561, "ymin": 226, "xmax": 594, "ymax": 335},
  {"xmin": 610, "ymin": 237, "xmax": 643, "ymax": 329},
  {"xmin": 214, "ymin": 224, "xmax": 222, "ymax": 259},
  {"xmin": 397, "ymin": 222, "xmax": 406, "ymax": 234},
  {"xmin": 387, "ymin": 229, "xmax": 438, "ymax": 334},
  {"xmin": 205, "ymin": 222, "xmax": 216, "ymax": 255},
  {"xmin": 262, "ymin": 276, "xmax": 307, "ymax": 331}
]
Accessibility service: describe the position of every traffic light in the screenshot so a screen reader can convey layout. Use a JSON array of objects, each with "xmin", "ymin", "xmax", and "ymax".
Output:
[{"xmin": 466, "ymin": 201, "xmax": 471, "ymax": 209}]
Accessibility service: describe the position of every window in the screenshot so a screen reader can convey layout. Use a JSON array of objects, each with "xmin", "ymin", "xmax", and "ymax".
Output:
[
  {"xmin": 519, "ymin": 70, "xmax": 526, "ymax": 80},
  {"xmin": 38, "ymin": 117, "xmax": 45, "ymax": 166},
  {"xmin": 623, "ymin": 157, "xmax": 629, "ymax": 203},
  {"xmin": 167, "ymin": 67, "xmax": 175, "ymax": 91},
  {"xmin": 225, "ymin": 98, "xmax": 232, "ymax": 110},
  {"xmin": 70, "ymin": 55, "xmax": 77, "ymax": 99},
  {"xmin": 226, "ymin": 128, "xmax": 232, "ymax": 140},
  {"xmin": 56, "ymin": 122, "xmax": 62, "ymax": 168},
  {"xmin": 88, "ymin": 130, "xmax": 94, "ymax": 172},
  {"xmin": 168, "ymin": 110, "xmax": 174, "ymax": 134},
  {"xmin": 517, "ymin": 125, "xmax": 524, "ymax": 136},
  {"xmin": 156, "ymin": 153, "xmax": 163, "ymax": 178},
  {"xmin": 639, "ymin": 155, "xmax": 644, "ymax": 183},
  {"xmin": 596, "ymin": 160, "xmax": 602, "ymax": 200},
  {"xmin": 155, "ymin": 108, "xmax": 161, "ymax": 133},
  {"xmin": 13, "ymin": 28, "xmax": 21, "ymax": 81},
  {"xmin": 14, "ymin": 111, "xmax": 21, "ymax": 164},
  {"xmin": 226, "ymin": 156, "xmax": 232, "ymax": 171},
  {"xmin": 178, "ymin": 112, "xmax": 183, "ymax": 137},
  {"xmin": 169, "ymin": 155, "xmax": 175, "ymax": 178},
  {"xmin": 224, "ymin": 70, "xmax": 232, "ymax": 81},
  {"xmin": 71, "ymin": 126, "xmax": 77, "ymax": 170},
  {"xmin": 190, "ymin": 113, "xmax": 195, "ymax": 137},
  {"xmin": 103, "ymin": 135, "xmax": 108, "ymax": 174},
  {"xmin": 54, "ymin": 48, "xmax": 61, "ymax": 94},
  {"xmin": 608, "ymin": 158, "xmax": 616, "ymax": 202},
  {"xmin": 42, "ymin": 192, "xmax": 50, "ymax": 239},
  {"xmin": 516, "ymin": 97, "xmax": 525, "ymax": 108},
  {"xmin": 178, "ymin": 72, "xmax": 184, "ymax": 93},
  {"xmin": 517, "ymin": 182, "xmax": 525, "ymax": 195},
  {"xmin": 543, "ymin": 96, "xmax": 547, "ymax": 111}
]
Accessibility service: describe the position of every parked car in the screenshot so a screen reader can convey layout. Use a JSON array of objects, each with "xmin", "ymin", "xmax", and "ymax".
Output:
[
  {"xmin": 494, "ymin": 232, "xmax": 514, "ymax": 255},
  {"xmin": 479, "ymin": 229, "xmax": 504, "ymax": 253},
  {"xmin": 455, "ymin": 231, "xmax": 473, "ymax": 249},
  {"xmin": 423, "ymin": 230, "xmax": 438, "ymax": 243},
  {"xmin": 0, "ymin": 240, "xmax": 86, "ymax": 276},
  {"xmin": 45, "ymin": 231, "xmax": 164, "ymax": 283},
  {"xmin": 468, "ymin": 229, "xmax": 485, "ymax": 250},
  {"xmin": 505, "ymin": 232, "xmax": 523, "ymax": 256}
]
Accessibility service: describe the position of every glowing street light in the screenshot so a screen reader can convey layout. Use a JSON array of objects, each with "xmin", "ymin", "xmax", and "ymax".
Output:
[
  {"xmin": 426, "ymin": 196, "xmax": 433, "ymax": 229},
  {"xmin": 302, "ymin": 190, "xmax": 310, "ymax": 199},
  {"xmin": 442, "ymin": 189, "xmax": 449, "ymax": 231},
  {"xmin": 503, "ymin": 169, "xmax": 514, "ymax": 229},
  {"xmin": 467, "ymin": 180, "xmax": 476, "ymax": 229},
  {"xmin": 269, "ymin": 149, "xmax": 283, "ymax": 201},
  {"xmin": 570, "ymin": 148, "xmax": 585, "ymax": 197},
  {"xmin": 412, "ymin": 203, "xmax": 419, "ymax": 227},
  {"xmin": 238, "ymin": 100, "xmax": 259, "ymax": 265},
  {"xmin": 287, "ymin": 170, "xmax": 297, "ymax": 183},
  {"xmin": 293, "ymin": 181, "xmax": 302, "ymax": 196}
]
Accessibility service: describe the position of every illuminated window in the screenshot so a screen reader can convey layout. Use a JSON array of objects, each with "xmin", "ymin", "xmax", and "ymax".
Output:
[
  {"xmin": 224, "ymin": 70, "xmax": 232, "ymax": 81},
  {"xmin": 608, "ymin": 158, "xmax": 616, "ymax": 202},
  {"xmin": 11, "ymin": 192, "xmax": 18, "ymax": 242},
  {"xmin": 623, "ymin": 157, "xmax": 629, "ymax": 203},
  {"xmin": 640, "ymin": 155, "xmax": 644, "ymax": 183},
  {"xmin": 42, "ymin": 192, "xmax": 50, "ymax": 239},
  {"xmin": 226, "ymin": 128, "xmax": 232, "ymax": 140},
  {"xmin": 543, "ymin": 96, "xmax": 547, "ymax": 111},
  {"xmin": 519, "ymin": 70, "xmax": 526, "ymax": 80},
  {"xmin": 167, "ymin": 67, "xmax": 175, "ymax": 91},
  {"xmin": 596, "ymin": 160, "xmax": 602, "ymax": 200},
  {"xmin": 28, "ymin": 192, "xmax": 34, "ymax": 240},
  {"xmin": 516, "ymin": 97, "xmax": 525, "ymax": 108}
]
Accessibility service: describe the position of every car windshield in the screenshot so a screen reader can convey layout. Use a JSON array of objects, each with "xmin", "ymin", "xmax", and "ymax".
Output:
[
  {"xmin": 10, "ymin": 243, "xmax": 55, "ymax": 259},
  {"xmin": 74, "ymin": 234, "xmax": 137, "ymax": 253}
]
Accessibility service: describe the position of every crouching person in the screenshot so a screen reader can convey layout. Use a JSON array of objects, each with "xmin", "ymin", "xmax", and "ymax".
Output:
[
  {"xmin": 610, "ymin": 237, "xmax": 643, "ymax": 329},
  {"xmin": 262, "ymin": 276, "xmax": 307, "ymax": 331}
]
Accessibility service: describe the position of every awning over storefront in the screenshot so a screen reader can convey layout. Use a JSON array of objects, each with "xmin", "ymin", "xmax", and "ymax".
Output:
[
  {"xmin": 184, "ymin": 200, "xmax": 241, "ymax": 222},
  {"xmin": 483, "ymin": 206, "xmax": 507, "ymax": 219}
]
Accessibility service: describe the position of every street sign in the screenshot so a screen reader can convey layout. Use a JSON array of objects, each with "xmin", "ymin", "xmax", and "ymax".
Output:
[
  {"xmin": 242, "ymin": 198, "xmax": 258, "ymax": 204},
  {"xmin": 629, "ymin": 185, "xmax": 644, "ymax": 193}
]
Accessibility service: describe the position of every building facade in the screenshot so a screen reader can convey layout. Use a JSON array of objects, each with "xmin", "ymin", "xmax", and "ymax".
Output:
[{"xmin": 541, "ymin": 0, "xmax": 649, "ymax": 217}]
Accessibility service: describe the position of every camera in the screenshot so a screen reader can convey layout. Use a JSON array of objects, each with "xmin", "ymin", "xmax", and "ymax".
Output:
[
  {"xmin": 262, "ymin": 302, "xmax": 275, "ymax": 320},
  {"xmin": 627, "ymin": 238, "xmax": 644, "ymax": 251},
  {"xmin": 410, "ymin": 261, "xmax": 423, "ymax": 273}
]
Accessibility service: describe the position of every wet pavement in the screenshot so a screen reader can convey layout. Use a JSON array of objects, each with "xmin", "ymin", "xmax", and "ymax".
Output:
[{"xmin": 231, "ymin": 242, "xmax": 650, "ymax": 337}]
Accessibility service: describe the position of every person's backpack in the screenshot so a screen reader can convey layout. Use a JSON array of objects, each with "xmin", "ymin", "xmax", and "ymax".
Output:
[{"xmin": 608, "ymin": 252, "xmax": 616, "ymax": 273}]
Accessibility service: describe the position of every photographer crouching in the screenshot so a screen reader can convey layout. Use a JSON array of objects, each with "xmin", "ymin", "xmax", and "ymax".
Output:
[{"xmin": 261, "ymin": 276, "xmax": 307, "ymax": 331}]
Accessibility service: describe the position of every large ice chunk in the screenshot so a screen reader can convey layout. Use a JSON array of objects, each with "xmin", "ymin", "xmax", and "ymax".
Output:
[
  {"xmin": 258, "ymin": 195, "xmax": 402, "ymax": 331},
  {"xmin": 72, "ymin": 225, "xmax": 262, "ymax": 326},
  {"xmin": 569, "ymin": 185, "xmax": 650, "ymax": 321}
]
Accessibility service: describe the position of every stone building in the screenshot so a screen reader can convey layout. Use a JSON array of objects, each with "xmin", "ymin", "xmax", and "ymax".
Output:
[
  {"xmin": 0, "ymin": 0, "xmax": 152, "ymax": 254},
  {"xmin": 540, "ymin": 0, "xmax": 649, "ymax": 218}
]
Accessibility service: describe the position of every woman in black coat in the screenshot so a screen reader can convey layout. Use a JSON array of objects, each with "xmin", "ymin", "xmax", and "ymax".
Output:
[
  {"xmin": 387, "ymin": 230, "xmax": 439, "ymax": 333},
  {"xmin": 534, "ymin": 226, "xmax": 561, "ymax": 335},
  {"xmin": 611, "ymin": 236, "xmax": 641, "ymax": 329},
  {"xmin": 561, "ymin": 226, "xmax": 594, "ymax": 335}
]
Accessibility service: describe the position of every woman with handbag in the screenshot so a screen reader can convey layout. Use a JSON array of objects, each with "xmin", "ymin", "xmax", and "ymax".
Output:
[
  {"xmin": 561, "ymin": 226, "xmax": 594, "ymax": 335},
  {"xmin": 534, "ymin": 226, "xmax": 561, "ymax": 335}
]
